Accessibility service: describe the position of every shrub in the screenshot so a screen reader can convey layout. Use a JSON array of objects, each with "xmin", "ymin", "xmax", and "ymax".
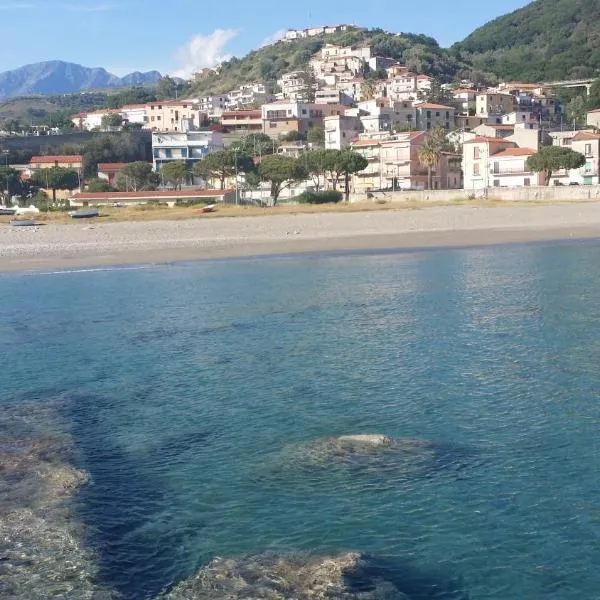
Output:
[{"xmin": 296, "ymin": 190, "xmax": 343, "ymax": 204}]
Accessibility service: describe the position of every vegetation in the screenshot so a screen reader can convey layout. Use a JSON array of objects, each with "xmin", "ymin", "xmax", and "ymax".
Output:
[
  {"xmin": 160, "ymin": 160, "xmax": 189, "ymax": 190},
  {"xmin": 81, "ymin": 133, "xmax": 150, "ymax": 178},
  {"xmin": 454, "ymin": 0, "xmax": 600, "ymax": 82},
  {"xmin": 188, "ymin": 28, "xmax": 466, "ymax": 98},
  {"xmin": 29, "ymin": 167, "xmax": 80, "ymax": 202},
  {"xmin": 0, "ymin": 165, "xmax": 26, "ymax": 199},
  {"xmin": 526, "ymin": 146, "xmax": 586, "ymax": 184},
  {"xmin": 192, "ymin": 150, "xmax": 254, "ymax": 189},
  {"xmin": 101, "ymin": 112, "xmax": 124, "ymax": 129},
  {"xmin": 231, "ymin": 133, "xmax": 277, "ymax": 157},
  {"xmin": 115, "ymin": 161, "xmax": 159, "ymax": 191},
  {"xmin": 307, "ymin": 126, "xmax": 325, "ymax": 146},
  {"xmin": 297, "ymin": 190, "xmax": 343, "ymax": 204},
  {"xmin": 86, "ymin": 177, "xmax": 113, "ymax": 192},
  {"xmin": 258, "ymin": 154, "xmax": 307, "ymax": 204}
]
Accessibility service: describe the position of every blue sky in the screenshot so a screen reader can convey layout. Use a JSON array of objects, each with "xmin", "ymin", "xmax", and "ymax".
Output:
[{"xmin": 0, "ymin": 0, "xmax": 531, "ymax": 76}]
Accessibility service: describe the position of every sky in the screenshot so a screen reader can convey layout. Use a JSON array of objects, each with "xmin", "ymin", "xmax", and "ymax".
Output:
[{"xmin": 0, "ymin": 0, "xmax": 532, "ymax": 76}]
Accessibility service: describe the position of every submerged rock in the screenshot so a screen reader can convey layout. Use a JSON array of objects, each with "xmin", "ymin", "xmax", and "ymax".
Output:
[
  {"xmin": 0, "ymin": 402, "xmax": 114, "ymax": 599},
  {"xmin": 277, "ymin": 434, "xmax": 439, "ymax": 474},
  {"xmin": 161, "ymin": 551, "xmax": 412, "ymax": 599}
]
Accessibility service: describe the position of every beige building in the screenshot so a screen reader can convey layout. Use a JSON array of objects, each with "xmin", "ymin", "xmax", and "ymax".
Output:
[
  {"xmin": 463, "ymin": 136, "xmax": 516, "ymax": 189},
  {"xmin": 414, "ymin": 102, "xmax": 455, "ymax": 130},
  {"xmin": 145, "ymin": 100, "xmax": 208, "ymax": 132},
  {"xmin": 261, "ymin": 101, "xmax": 345, "ymax": 137},
  {"xmin": 221, "ymin": 110, "xmax": 263, "ymax": 134},
  {"xmin": 351, "ymin": 131, "xmax": 461, "ymax": 192},
  {"xmin": 476, "ymin": 93, "xmax": 516, "ymax": 117},
  {"xmin": 587, "ymin": 108, "xmax": 600, "ymax": 129}
]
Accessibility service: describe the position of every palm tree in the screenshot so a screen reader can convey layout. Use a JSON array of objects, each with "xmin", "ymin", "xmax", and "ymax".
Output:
[{"xmin": 418, "ymin": 139, "xmax": 442, "ymax": 190}]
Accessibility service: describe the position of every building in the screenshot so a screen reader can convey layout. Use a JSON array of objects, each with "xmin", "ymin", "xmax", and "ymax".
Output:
[
  {"xmin": 198, "ymin": 95, "xmax": 229, "ymax": 118},
  {"xmin": 472, "ymin": 123, "xmax": 515, "ymax": 139},
  {"xmin": 261, "ymin": 101, "xmax": 345, "ymax": 137},
  {"xmin": 97, "ymin": 163, "xmax": 129, "ymax": 186},
  {"xmin": 221, "ymin": 110, "xmax": 263, "ymax": 134},
  {"xmin": 26, "ymin": 155, "xmax": 84, "ymax": 197},
  {"xmin": 152, "ymin": 131, "xmax": 224, "ymax": 172},
  {"xmin": 463, "ymin": 136, "xmax": 517, "ymax": 189},
  {"xmin": 549, "ymin": 130, "xmax": 600, "ymax": 185},
  {"xmin": 145, "ymin": 100, "xmax": 208, "ymax": 132},
  {"xmin": 414, "ymin": 102, "xmax": 455, "ymax": 130},
  {"xmin": 357, "ymin": 99, "xmax": 416, "ymax": 133},
  {"xmin": 71, "ymin": 104, "xmax": 147, "ymax": 130},
  {"xmin": 226, "ymin": 83, "xmax": 274, "ymax": 109},
  {"xmin": 587, "ymin": 108, "xmax": 600, "ymax": 129},
  {"xmin": 488, "ymin": 147, "xmax": 544, "ymax": 187},
  {"xmin": 324, "ymin": 115, "xmax": 361, "ymax": 149},
  {"xmin": 452, "ymin": 89, "xmax": 477, "ymax": 116},
  {"xmin": 351, "ymin": 131, "xmax": 461, "ymax": 192},
  {"xmin": 476, "ymin": 93, "xmax": 516, "ymax": 118},
  {"xmin": 283, "ymin": 24, "xmax": 349, "ymax": 42},
  {"xmin": 277, "ymin": 71, "xmax": 309, "ymax": 101},
  {"xmin": 502, "ymin": 111, "xmax": 539, "ymax": 128},
  {"xmin": 314, "ymin": 89, "xmax": 354, "ymax": 105}
]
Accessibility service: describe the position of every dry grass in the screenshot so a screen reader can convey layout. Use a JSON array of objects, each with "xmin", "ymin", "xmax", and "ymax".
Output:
[{"xmin": 0, "ymin": 197, "xmax": 592, "ymax": 226}]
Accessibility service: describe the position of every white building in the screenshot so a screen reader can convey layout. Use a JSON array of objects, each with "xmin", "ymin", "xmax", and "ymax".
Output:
[
  {"xmin": 226, "ymin": 83, "xmax": 274, "ymax": 109},
  {"xmin": 152, "ymin": 131, "xmax": 224, "ymax": 172},
  {"xmin": 277, "ymin": 71, "xmax": 308, "ymax": 101},
  {"xmin": 324, "ymin": 114, "xmax": 361, "ymax": 149},
  {"xmin": 357, "ymin": 99, "xmax": 416, "ymax": 133},
  {"xmin": 488, "ymin": 147, "xmax": 544, "ymax": 187},
  {"xmin": 197, "ymin": 95, "xmax": 230, "ymax": 118},
  {"xmin": 501, "ymin": 111, "xmax": 539, "ymax": 128},
  {"xmin": 314, "ymin": 89, "xmax": 354, "ymax": 105}
]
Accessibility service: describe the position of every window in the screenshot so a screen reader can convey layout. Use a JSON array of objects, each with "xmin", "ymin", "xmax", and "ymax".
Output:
[
  {"xmin": 473, "ymin": 164, "xmax": 480, "ymax": 176},
  {"xmin": 585, "ymin": 143, "xmax": 592, "ymax": 155},
  {"xmin": 158, "ymin": 105, "xmax": 162, "ymax": 109},
  {"xmin": 474, "ymin": 147, "xmax": 480, "ymax": 159},
  {"xmin": 446, "ymin": 111, "xmax": 450, "ymax": 119},
  {"xmin": 157, "ymin": 116, "xmax": 161, "ymax": 121},
  {"xmin": 151, "ymin": 116, "xmax": 155, "ymax": 121},
  {"xmin": 493, "ymin": 180, "xmax": 500, "ymax": 187},
  {"xmin": 524, "ymin": 178, "xmax": 531, "ymax": 186},
  {"xmin": 427, "ymin": 111, "xmax": 431, "ymax": 118},
  {"xmin": 270, "ymin": 122, "xmax": 277, "ymax": 128},
  {"xmin": 435, "ymin": 111, "xmax": 440, "ymax": 117}
]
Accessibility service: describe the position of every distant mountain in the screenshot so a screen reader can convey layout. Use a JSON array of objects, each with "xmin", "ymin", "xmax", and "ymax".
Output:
[
  {"xmin": 0, "ymin": 61, "xmax": 162, "ymax": 99},
  {"xmin": 454, "ymin": 0, "xmax": 600, "ymax": 82}
]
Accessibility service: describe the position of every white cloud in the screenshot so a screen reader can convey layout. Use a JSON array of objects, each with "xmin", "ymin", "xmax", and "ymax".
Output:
[
  {"xmin": 259, "ymin": 29, "xmax": 286, "ymax": 48},
  {"xmin": 171, "ymin": 29, "xmax": 238, "ymax": 79}
]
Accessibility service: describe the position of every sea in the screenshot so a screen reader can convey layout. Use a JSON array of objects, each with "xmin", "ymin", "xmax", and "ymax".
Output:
[{"xmin": 2, "ymin": 240, "xmax": 600, "ymax": 600}]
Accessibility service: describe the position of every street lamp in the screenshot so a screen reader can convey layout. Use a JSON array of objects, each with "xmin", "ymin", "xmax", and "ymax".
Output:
[{"xmin": 2, "ymin": 149, "xmax": 9, "ymax": 205}]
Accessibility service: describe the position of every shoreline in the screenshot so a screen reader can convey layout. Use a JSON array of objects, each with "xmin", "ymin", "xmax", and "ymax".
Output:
[{"xmin": 2, "ymin": 203, "xmax": 600, "ymax": 272}]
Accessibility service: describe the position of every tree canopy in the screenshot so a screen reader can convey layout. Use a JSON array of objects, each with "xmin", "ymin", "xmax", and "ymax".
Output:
[
  {"xmin": 160, "ymin": 161, "xmax": 189, "ymax": 189},
  {"xmin": 526, "ymin": 146, "xmax": 586, "ymax": 185},
  {"xmin": 0, "ymin": 166, "xmax": 25, "ymax": 200},
  {"xmin": 29, "ymin": 167, "xmax": 80, "ymax": 202},
  {"xmin": 192, "ymin": 150, "xmax": 255, "ymax": 189},
  {"xmin": 115, "ymin": 161, "xmax": 159, "ymax": 191},
  {"xmin": 258, "ymin": 155, "xmax": 307, "ymax": 204},
  {"xmin": 232, "ymin": 133, "xmax": 277, "ymax": 157}
]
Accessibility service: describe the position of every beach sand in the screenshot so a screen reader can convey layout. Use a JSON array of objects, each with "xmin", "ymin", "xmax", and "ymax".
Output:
[{"xmin": 2, "ymin": 202, "xmax": 600, "ymax": 272}]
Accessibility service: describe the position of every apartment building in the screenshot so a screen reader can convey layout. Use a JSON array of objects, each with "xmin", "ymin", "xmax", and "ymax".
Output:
[
  {"xmin": 226, "ymin": 83, "xmax": 274, "ymax": 109},
  {"xmin": 198, "ymin": 95, "xmax": 229, "ymax": 118},
  {"xmin": 145, "ymin": 100, "xmax": 208, "ymax": 132},
  {"xmin": 476, "ymin": 93, "xmax": 516, "ymax": 118},
  {"xmin": 261, "ymin": 101, "xmax": 345, "ymax": 136},
  {"xmin": 221, "ymin": 110, "xmax": 263, "ymax": 134},
  {"xmin": 324, "ymin": 115, "xmax": 361, "ymax": 149},
  {"xmin": 488, "ymin": 147, "xmax": 544, "ymax": 187},
  {"xmin": 357, "ymin": 99, "xmax": 416, "ymax": 133},
  {"xmin": 463, "ymin": 136, "xmax": 517, "ymax": 189},
  {"xmin": 414, "ymin": 102, "xmax": 455, "ymax": 130},
  {"xmin": 351, "ymin": 131, "xmax": 461, "ymax": 192},
  {"xmin": 283, "ymin": 24, "xmax": 349, "ymax": 41},
  {"xmin": 452, "ymin": 89, "xmax": 477, "ymax": 115},
  {"xmin": 549, "ymin": 130, "xmax": 600, "ymax": 185},
  {"xmin": 314, "ymin": 89, "xmax": 354, "ymax": 105},
  {"xmin": 277, "ymin": 71, "xmax": 308, "ymax": 101},
  {"xmin": 502, "ymin": 111, "xmax": 539, "ymax": 128},
  {"xmin": 152, "ymin": 131, "xmax": 224, "ymax": 172}
]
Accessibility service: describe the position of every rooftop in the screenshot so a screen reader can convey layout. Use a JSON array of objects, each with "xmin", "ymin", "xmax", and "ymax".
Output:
[
  {"xmin": 30, "ymin": 155, "xmax": 83, "ymax": 164},
  {"xmin": 492, "ymin": 147, "xmax": 536, "ymax": 158}
]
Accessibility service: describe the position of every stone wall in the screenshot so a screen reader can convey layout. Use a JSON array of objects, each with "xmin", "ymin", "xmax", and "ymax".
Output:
[{"xmin": 349, "ymin": 185, "xmax": 600, "ymax": 204}]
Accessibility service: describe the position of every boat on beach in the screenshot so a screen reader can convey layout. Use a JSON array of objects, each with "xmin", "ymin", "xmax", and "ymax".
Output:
[
  {"xmin": 0, "ymin": 207, "xmax": 17, "ymax": 215},
  {"xmin": 70, "ymin": 209, "xmax": 99, "ymax": 219},
  {"xmin": 10, "ymin": 219, "xmax": 37, "ymax": 227},
  {"xmin": 197, "ymin": 204, "xmax": 216, "ymax": 214}
]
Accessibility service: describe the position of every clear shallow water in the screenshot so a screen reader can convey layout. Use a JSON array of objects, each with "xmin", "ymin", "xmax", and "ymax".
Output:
[{"xmin": 2, "ymin": 242, "xmax": 600, "ymax": 600}]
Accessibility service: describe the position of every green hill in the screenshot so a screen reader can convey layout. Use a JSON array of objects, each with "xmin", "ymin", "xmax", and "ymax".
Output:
[
  {"xmin": 454, "ymin": 0, "xmax": 600, "ymax": 82},
  {"xmin": 189, "ymin": 28, "xmax": 467, "ymax": 96}
]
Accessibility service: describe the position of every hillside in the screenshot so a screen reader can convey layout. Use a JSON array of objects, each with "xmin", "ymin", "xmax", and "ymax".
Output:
[
  {"xmin": 0, "ymin": 61, "xmax": 162, "ymax": 99},
  {"xmin": 188, "ymin": 28, "xmax": 467, "ymax": 96},
  {"xmin": 454, "ymin": 0, "xmax": 600, "ymax": 82}
]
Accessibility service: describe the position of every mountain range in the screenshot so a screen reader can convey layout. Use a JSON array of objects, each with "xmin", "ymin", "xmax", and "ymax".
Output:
[
  {"xmin": 0, "ymin": 61, "xmax": 162, "ymax": 99},
  {"xmin": 0, "ymin": 0, "xmax": 597, "ymax": 101}
]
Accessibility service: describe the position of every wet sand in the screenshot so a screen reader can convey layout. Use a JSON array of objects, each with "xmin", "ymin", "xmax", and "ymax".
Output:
[{"xmin": 2, "ymin": 203, "xmax": 600, "ymax": 272}]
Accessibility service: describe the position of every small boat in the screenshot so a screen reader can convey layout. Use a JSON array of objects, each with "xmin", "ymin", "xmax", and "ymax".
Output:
[
  {"xmin": 10, "ymin": 219, "xmax": 37, "ymax": 227},
  {"xmin": 198, "ymin": 204, "xmax": 216, "ymax": 214},
  {"xmin": 70, "ymin": 209, "xmax": 99, "ymax": 219},
  {"xmin": 0, "ymin": 207, "xmax": 17, "ymax": 215}
]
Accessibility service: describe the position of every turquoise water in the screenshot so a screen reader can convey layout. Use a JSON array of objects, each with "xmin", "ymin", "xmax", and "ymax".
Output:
[{"xmin": 2, "ymin": 242, "xmax": 600, "ymax": 599}]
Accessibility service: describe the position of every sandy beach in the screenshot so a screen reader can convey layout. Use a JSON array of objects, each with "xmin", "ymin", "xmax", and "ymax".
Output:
[{"xmin": 2, "ymin": 202, "xmax": 600, "ymax": 272}]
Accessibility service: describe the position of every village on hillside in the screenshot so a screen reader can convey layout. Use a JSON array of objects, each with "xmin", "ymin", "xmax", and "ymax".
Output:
[{"xmin": 3, "ymin": 25, "xmax": 600, "ymax": 207}]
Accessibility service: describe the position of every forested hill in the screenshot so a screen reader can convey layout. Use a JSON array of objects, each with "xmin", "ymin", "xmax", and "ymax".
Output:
[
  {"xmin": 189, "ymin": 28, "xmax": 467, "ymax": 96},
  {"xmin": 453, "ymin": 0, "xmax": 600, "ymax": 82}
]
